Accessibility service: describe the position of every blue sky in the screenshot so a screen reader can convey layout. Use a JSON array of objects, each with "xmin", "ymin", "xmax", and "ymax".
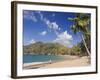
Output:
[{"xmin": 23, "ymin": 10, "xmax": 82, "ymax": 47}]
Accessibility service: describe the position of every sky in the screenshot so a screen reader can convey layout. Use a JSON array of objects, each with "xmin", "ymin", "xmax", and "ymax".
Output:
[{"xmin": 23, "ymin": 10, "xmax": 83, "ymax": 48}]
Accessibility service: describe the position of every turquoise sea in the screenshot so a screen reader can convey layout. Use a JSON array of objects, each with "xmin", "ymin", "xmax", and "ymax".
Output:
[{"xmin": 23, "ymin": 53, "xmax": 66, "ymax": 63}]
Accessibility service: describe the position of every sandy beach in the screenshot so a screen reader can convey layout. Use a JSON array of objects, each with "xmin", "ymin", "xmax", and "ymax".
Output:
[
  {"xmin": 40, "ymin": 56, "xmax": 90, "ymax": 68},
  {"xmin": 23, "ymin": 55, "xmax": 90, "ymax": 69}
]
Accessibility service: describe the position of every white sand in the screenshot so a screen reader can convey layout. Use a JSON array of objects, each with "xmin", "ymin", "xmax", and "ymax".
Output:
[{"xmin": 23, "ymin": 56, "xmax": 90, "ymax": 69}]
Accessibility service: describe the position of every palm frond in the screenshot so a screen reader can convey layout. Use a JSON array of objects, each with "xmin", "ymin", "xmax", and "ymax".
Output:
[{"xmin": 68, "ymin": 17, "xmax": 78, "ymax": 21}]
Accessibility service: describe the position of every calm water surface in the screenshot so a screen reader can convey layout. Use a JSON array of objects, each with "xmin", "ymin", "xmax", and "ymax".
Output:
[{"xmin": 23, "ymin": 53, "xmax": 67, "ymax": 63}]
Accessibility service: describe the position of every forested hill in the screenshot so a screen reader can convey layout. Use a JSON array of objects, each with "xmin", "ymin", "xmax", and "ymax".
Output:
[
  {"xmin": 23, "ymin": 41, "xmax": 86, "ymax": 56},
  {"xmin": 23, "ymin": 42, "xmax": 69, "ymax": 55}
]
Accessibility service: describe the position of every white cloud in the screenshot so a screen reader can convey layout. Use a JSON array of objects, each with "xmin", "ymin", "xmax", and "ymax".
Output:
[
  {"xmin": 53, "ymin": 31, "xmax": 73, "ymax": 47},
  {"xmin": 45, "ymin": 20, "xmax": 60, "ymax": 35},
  {"xmin": 36, "ymin": 11, "xmax": 44, "ymax": 20},
  {"xmin": 45, "ymin": 20, "xmax": 59, "ymax": 30},
  {"xmin": 52, "ymin": 13, "xmax": 55, "ymax": 17},
  {"xmin": 58, "ymin": 27, "xmax": 61, "ymax": 30},
  {"xmin": 35, "ymin": 11, "xmax": 60, "ymax": 31},
  {"xmin": 40, "ymin": 31, "xmax": 47, "ymax": 36},
  {"xmin": 30, "ymin": 15, "xmax": 37, "ymax": 22},
  {"xmin": 23, "ymin": 10, "xmax": 37, "ymax": 22},
  {"xmin": 35, "ymin": 11, "xmax": 61, "ymax": 35},
  {"xmin": 29, "ymin": 39, "xmax": 36, "ymax": 44},
  {"xmin": 51, "ymin": 22, "xmax": 59, "ymax": 30}
]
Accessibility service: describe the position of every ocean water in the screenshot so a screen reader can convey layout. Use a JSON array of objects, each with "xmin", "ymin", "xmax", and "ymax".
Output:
[{"xmin": 23, "ymin": 53, "xmax": 66, "ymax": 63}]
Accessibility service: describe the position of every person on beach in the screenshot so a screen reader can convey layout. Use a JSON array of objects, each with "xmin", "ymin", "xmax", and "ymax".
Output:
[{"xmin": 49, "ymin": 59, "xmax": 52, "ymax": 64}]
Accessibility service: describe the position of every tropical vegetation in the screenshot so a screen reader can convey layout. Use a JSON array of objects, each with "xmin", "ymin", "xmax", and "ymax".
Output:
[
  {"xmin": 23, "ymin": 13, "xmax": 91, "ymax": 57},
  {"xmin": 24, "ymin": 41, "xmax": 87, "ymax": 56},
  {"xmin": 68, "ymin": 13, "xmax": 91, "ymax": 57}
]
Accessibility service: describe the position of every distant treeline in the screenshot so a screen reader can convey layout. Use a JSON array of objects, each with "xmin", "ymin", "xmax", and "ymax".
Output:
[{"xmin": 23, "ymin": 41, "xmax": 88, "ymax": 56}]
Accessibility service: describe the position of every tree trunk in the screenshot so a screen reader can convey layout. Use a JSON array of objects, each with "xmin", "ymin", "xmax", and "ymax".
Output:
[{"xmin": 81, "ymin": 34, "xmax": 91, "ymax": 57}]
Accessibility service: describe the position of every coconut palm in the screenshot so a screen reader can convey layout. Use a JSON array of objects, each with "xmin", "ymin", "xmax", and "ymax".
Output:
[{"xmin": 68, "ymin": 13, "xmax": 91, "ymax": 57}]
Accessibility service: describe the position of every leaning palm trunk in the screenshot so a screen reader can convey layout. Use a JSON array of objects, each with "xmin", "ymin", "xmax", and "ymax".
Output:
[{"xmin": 81, "ymin": 34, "xmax": 91, "ymax": 57}]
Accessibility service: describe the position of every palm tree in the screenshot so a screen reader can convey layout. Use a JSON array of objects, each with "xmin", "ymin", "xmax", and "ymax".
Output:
[{"xmin": 68, "ymin": 13, "xmax": 91, "ymax": 57}]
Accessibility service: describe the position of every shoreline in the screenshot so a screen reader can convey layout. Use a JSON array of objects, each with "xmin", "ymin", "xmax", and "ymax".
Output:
[{"xmin": 23, "ymin": 55, "xmax": 90, "ymax": 69}]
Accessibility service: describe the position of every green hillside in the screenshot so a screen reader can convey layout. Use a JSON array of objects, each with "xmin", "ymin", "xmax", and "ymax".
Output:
[{"xmin": 23, "ymin": 41, "xmax": 87, "ymax": 56}]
